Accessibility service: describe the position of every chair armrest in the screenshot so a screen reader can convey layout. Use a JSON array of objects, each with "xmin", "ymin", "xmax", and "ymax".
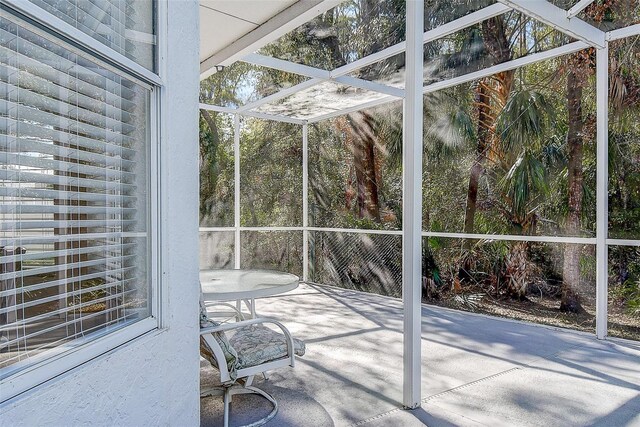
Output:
[{"xmin": 200, "ymin": 317, "xmax": 296, "ymax": 366}]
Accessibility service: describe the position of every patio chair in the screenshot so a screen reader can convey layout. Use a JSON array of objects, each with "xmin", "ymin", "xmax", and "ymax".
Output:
[{"xmin": 199, "ymin": 300, "xmax": 305, "ymax": 427}]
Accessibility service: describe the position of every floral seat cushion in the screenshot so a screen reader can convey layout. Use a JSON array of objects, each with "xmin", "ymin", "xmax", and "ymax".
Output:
[
  {"xmin": 199, "ymin": 301, "xmax": 239, "ymax": 382},
  {"xmin": 230, "ymin": 324, "xmax": 306, "ymax": 370}
]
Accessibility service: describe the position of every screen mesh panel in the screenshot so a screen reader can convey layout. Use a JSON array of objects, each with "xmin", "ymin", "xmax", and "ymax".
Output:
[
  {"xmin": 199, "ymin": 111, "xmax": 234, "ymax": 228},
  {"xmin": 422, "ymin": 236, "xmax": 597, "ymax": 332},
  {"xmin": 199, "ymin": 231, "xmax": 234, "ymax": 270},
  {"xmin": 240, "ymin": 231, "xmax": 303, "ymax": 277},
  {"xmin": 240, "ymin": 118, "xmax": 302, "ymax": 227},
  {"xmin": 309, "ymin": 231, "xmax": 402, "ymax": 298},
  {"xmin": 608, "ymin": 245, "xmax": 640, "ymax": 341}
]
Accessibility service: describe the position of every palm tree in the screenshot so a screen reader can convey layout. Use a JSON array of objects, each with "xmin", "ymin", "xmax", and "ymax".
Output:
[
  {"xmin": 560, "ymin": 49, "xmax": 592, "ymax": 313},
  {"xmin": 557, "ymin": 0, "xmax": 640, "ymax": 312},
  {"xmin": 464, "ymin": 15, "xmax": 515, "ymax": 235},
  {"xmin": 497, "ymin": 90, "xmax": 554, "ymax": 234}
]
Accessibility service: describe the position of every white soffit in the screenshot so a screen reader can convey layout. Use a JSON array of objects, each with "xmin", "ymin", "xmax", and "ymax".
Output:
[
  {"xmin": 200, "ymin": 0, "xmax": 296, "ymax": 63},
  {"xmin": 200, "ymin": 6, "xmax": 258, "ymax": 62},
  {"xmin": 199, "ymin": 0, "xmax": 341, "ymax": 80}
]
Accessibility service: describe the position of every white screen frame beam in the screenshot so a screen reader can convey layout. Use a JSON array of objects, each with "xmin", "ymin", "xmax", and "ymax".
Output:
[{"xmin": 498, "ymin": 0, "xmax": 606, "ymax": 48}]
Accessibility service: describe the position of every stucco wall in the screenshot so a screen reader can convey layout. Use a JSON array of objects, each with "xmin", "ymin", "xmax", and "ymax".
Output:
[{"xmin": 0, "ymin": 1, "xmax": 201, "ymax": 425}]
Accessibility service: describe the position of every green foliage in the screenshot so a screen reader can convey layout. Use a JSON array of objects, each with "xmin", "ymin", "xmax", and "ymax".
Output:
[
  {"xmin": 423, "ymin": 240, "xmax": 443, "ymax": 288},
  {"xmin": 609, "ymin": 246, "xmax": 640, "ymax": 317},
  {"xmin": 240, "ymin": 119, "xmax": 303, "ymax": 227},
  {"xmin": 425, "ymin": 93, "xmax": 476, "ymax": 156},
  {"xmin": 612, "ymin": 276, "xmax": 640, "ymax": 317},
  {"xmin": 498, "ymin": 90, "xmax": 554, "ymax": 153},
  {"xmin": 500, "ymin": 149, "xmax": 550, "ymax": 223},
  {"xmin": 608, "ymin": 75, "xmax": 640, "ymax": 238},
  {"xmin": 199, "ymin": 111, "xmax": 234, "ymax": 227}
]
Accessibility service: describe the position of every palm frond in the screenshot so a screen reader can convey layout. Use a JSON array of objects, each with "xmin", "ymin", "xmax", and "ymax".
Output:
[
  {"xmin": 500, "ymin": 149, "xmax": 550, "ymax": 217},
  {"xmin": 497, "ymin": 89, "xmax": 554, "ymax": 152}
]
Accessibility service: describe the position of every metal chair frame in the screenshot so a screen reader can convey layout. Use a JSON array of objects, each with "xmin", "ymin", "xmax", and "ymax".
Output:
[{"xmin": 200, "ymin": 317, "xmax": 297, "ymax": 427}]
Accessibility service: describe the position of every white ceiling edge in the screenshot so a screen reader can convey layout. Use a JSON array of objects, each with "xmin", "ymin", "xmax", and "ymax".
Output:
[{"xmin": 200, "ymin": 0, "xmax": 342, "ymax": 80}]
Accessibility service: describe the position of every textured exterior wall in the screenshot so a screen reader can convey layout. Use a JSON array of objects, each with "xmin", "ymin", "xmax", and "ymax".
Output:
[{"xmin": 0, "ymin": 1, "xmax": 201, "ymax": 425}]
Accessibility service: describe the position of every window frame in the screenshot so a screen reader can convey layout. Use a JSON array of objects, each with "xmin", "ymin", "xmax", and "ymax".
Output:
[{"xmin": 0, "ymin": 0, "xmax": 165, "ymax": 403}]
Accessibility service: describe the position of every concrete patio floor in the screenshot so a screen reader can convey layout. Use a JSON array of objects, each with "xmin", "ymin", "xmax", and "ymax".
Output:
[{"xmin": 200, "ymin": 283, "xmax": 640, "ymax": 427}]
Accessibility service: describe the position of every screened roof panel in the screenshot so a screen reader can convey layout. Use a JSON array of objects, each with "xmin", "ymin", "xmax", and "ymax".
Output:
[
  {"xmin": 546, "ymin": 0, "xmax": 575, "ymax": 9},
  {"xmin": 576, "ymin": 1, "xmax": 640, "ymax": 31},
  {"xmin": 546, "ymin": 0, "xmax": 639, "ymax": 30},
  {"xmin": 423, "ymin": 12, "xmax": 573, "ymax": 87},
  {"xmin": 347, "ymin": 52, "xmax": 406, "ymax": 90},
  {"xmin": 200, "ymin": 0, "xmax": 640, "ymax": 120},
  {"xmin": 254, "ymin": 81, "xmax": 390, "ymax": 120},
  {"xmin": 200, "ymin": 61, "xmax": 308, "ymax": 108},
  {"xmin": 257, "ymin": 1, "xmax": 513, "ymax": 74},
  {"xmin": 424, "ymin": 0, "xmax": 497, "ymax": 31},
  {"xmin": 258, "ymin": 1, "xmax": 405, "ymax": 72},
  {"xmin": 347, "ymin": 12, "xmax": 576, "ymax": 93}
]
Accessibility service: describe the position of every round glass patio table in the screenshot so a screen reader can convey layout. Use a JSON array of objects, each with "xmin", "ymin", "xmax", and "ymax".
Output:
[{"xmin": 200, "ymin": 269, "xmax": 299, "ymax": 318}]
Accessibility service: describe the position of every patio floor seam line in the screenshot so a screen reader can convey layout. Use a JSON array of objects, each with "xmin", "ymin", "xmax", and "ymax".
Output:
[
  {"xmin": 421, "ymin": 366, "xmax": 523, "ymax": 404},
  {"xmin": 349, "ymin": 367, "xmax": 523, "ymax": 426},
  {"xmin": 350, "ymin": 405, "xmax": 402, "ymax": 426}
]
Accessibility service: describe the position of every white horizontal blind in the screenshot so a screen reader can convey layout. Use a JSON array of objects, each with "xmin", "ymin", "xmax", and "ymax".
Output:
[
  {"xmin": 0, "ymin": 11, "xmax": 151, "ymax": 377},
  {"xmin": 27, "ymin": 0, "xmax": 155, "ymax": 71}
]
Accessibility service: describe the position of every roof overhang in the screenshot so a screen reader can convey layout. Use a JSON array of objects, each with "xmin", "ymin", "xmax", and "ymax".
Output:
[{"xmin": 199, "ymin": 0, "xmax": 342, "ymax": 80}]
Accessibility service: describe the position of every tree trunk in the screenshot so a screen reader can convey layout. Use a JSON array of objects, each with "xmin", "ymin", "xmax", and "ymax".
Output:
[
  {"xmin": 464, "ymin": 81, "xmax": 491, "ymax": 235},
  {"xmin": 353, "ymin": 137, "xmax": 368, "ymax": 218},
  {"xmin": 200, "ymin": 110, "xmax": 220, "ymax": 212},
  {"xmin": 561, "ymin": 62, "xmax": 586, "ymax": 313},
  {"xmin": 316, "ymin": 5, "xmax": 384, "ymax": 221},
  {"xmin": 463, "ymin": 16, "xmax": 514, "ymax": 236},
  {"xmin": 349, "ymin": 112, "xmax": 381, "ymax": 221}
]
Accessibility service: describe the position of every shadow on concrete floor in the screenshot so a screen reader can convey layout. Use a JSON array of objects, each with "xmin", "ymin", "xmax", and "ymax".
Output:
[
  {"xmin": 200, "ymin": 380, "xmax": 334, "ymax": 427},
  {"xmin": 199, "ymin": 284, "xmax": 640, "ymax": 427}
]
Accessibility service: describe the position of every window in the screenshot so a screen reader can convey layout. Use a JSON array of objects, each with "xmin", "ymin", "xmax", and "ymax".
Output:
[
  {"xmin": 27, "ymin": 0, "xmax": 155, "ymax": 71},
  {"xmin": 0, "ymin": 0, "xmax": 157, "ymax": 389}
]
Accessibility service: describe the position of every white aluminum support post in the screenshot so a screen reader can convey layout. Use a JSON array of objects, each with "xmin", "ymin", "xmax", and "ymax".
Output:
[
  {"xmin": 302, "ymin": 123, "xmax": 309, "ymax": 282},
  {"xmin": 234, "ymin": 114, "xmax": 241, "ymax": 269},
  {"xmin": 595, "ymin": 45, "xmax": 609, "ymax": 339},
  {"xmin": 402, "ymin": 0, "xmax": 423, "ymax": 409}
]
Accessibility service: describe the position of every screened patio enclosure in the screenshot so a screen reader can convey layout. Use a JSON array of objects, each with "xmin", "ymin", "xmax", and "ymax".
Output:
[{"xmin": 198, "ymin": 0, "xmax": 640, "ymax": 408}]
